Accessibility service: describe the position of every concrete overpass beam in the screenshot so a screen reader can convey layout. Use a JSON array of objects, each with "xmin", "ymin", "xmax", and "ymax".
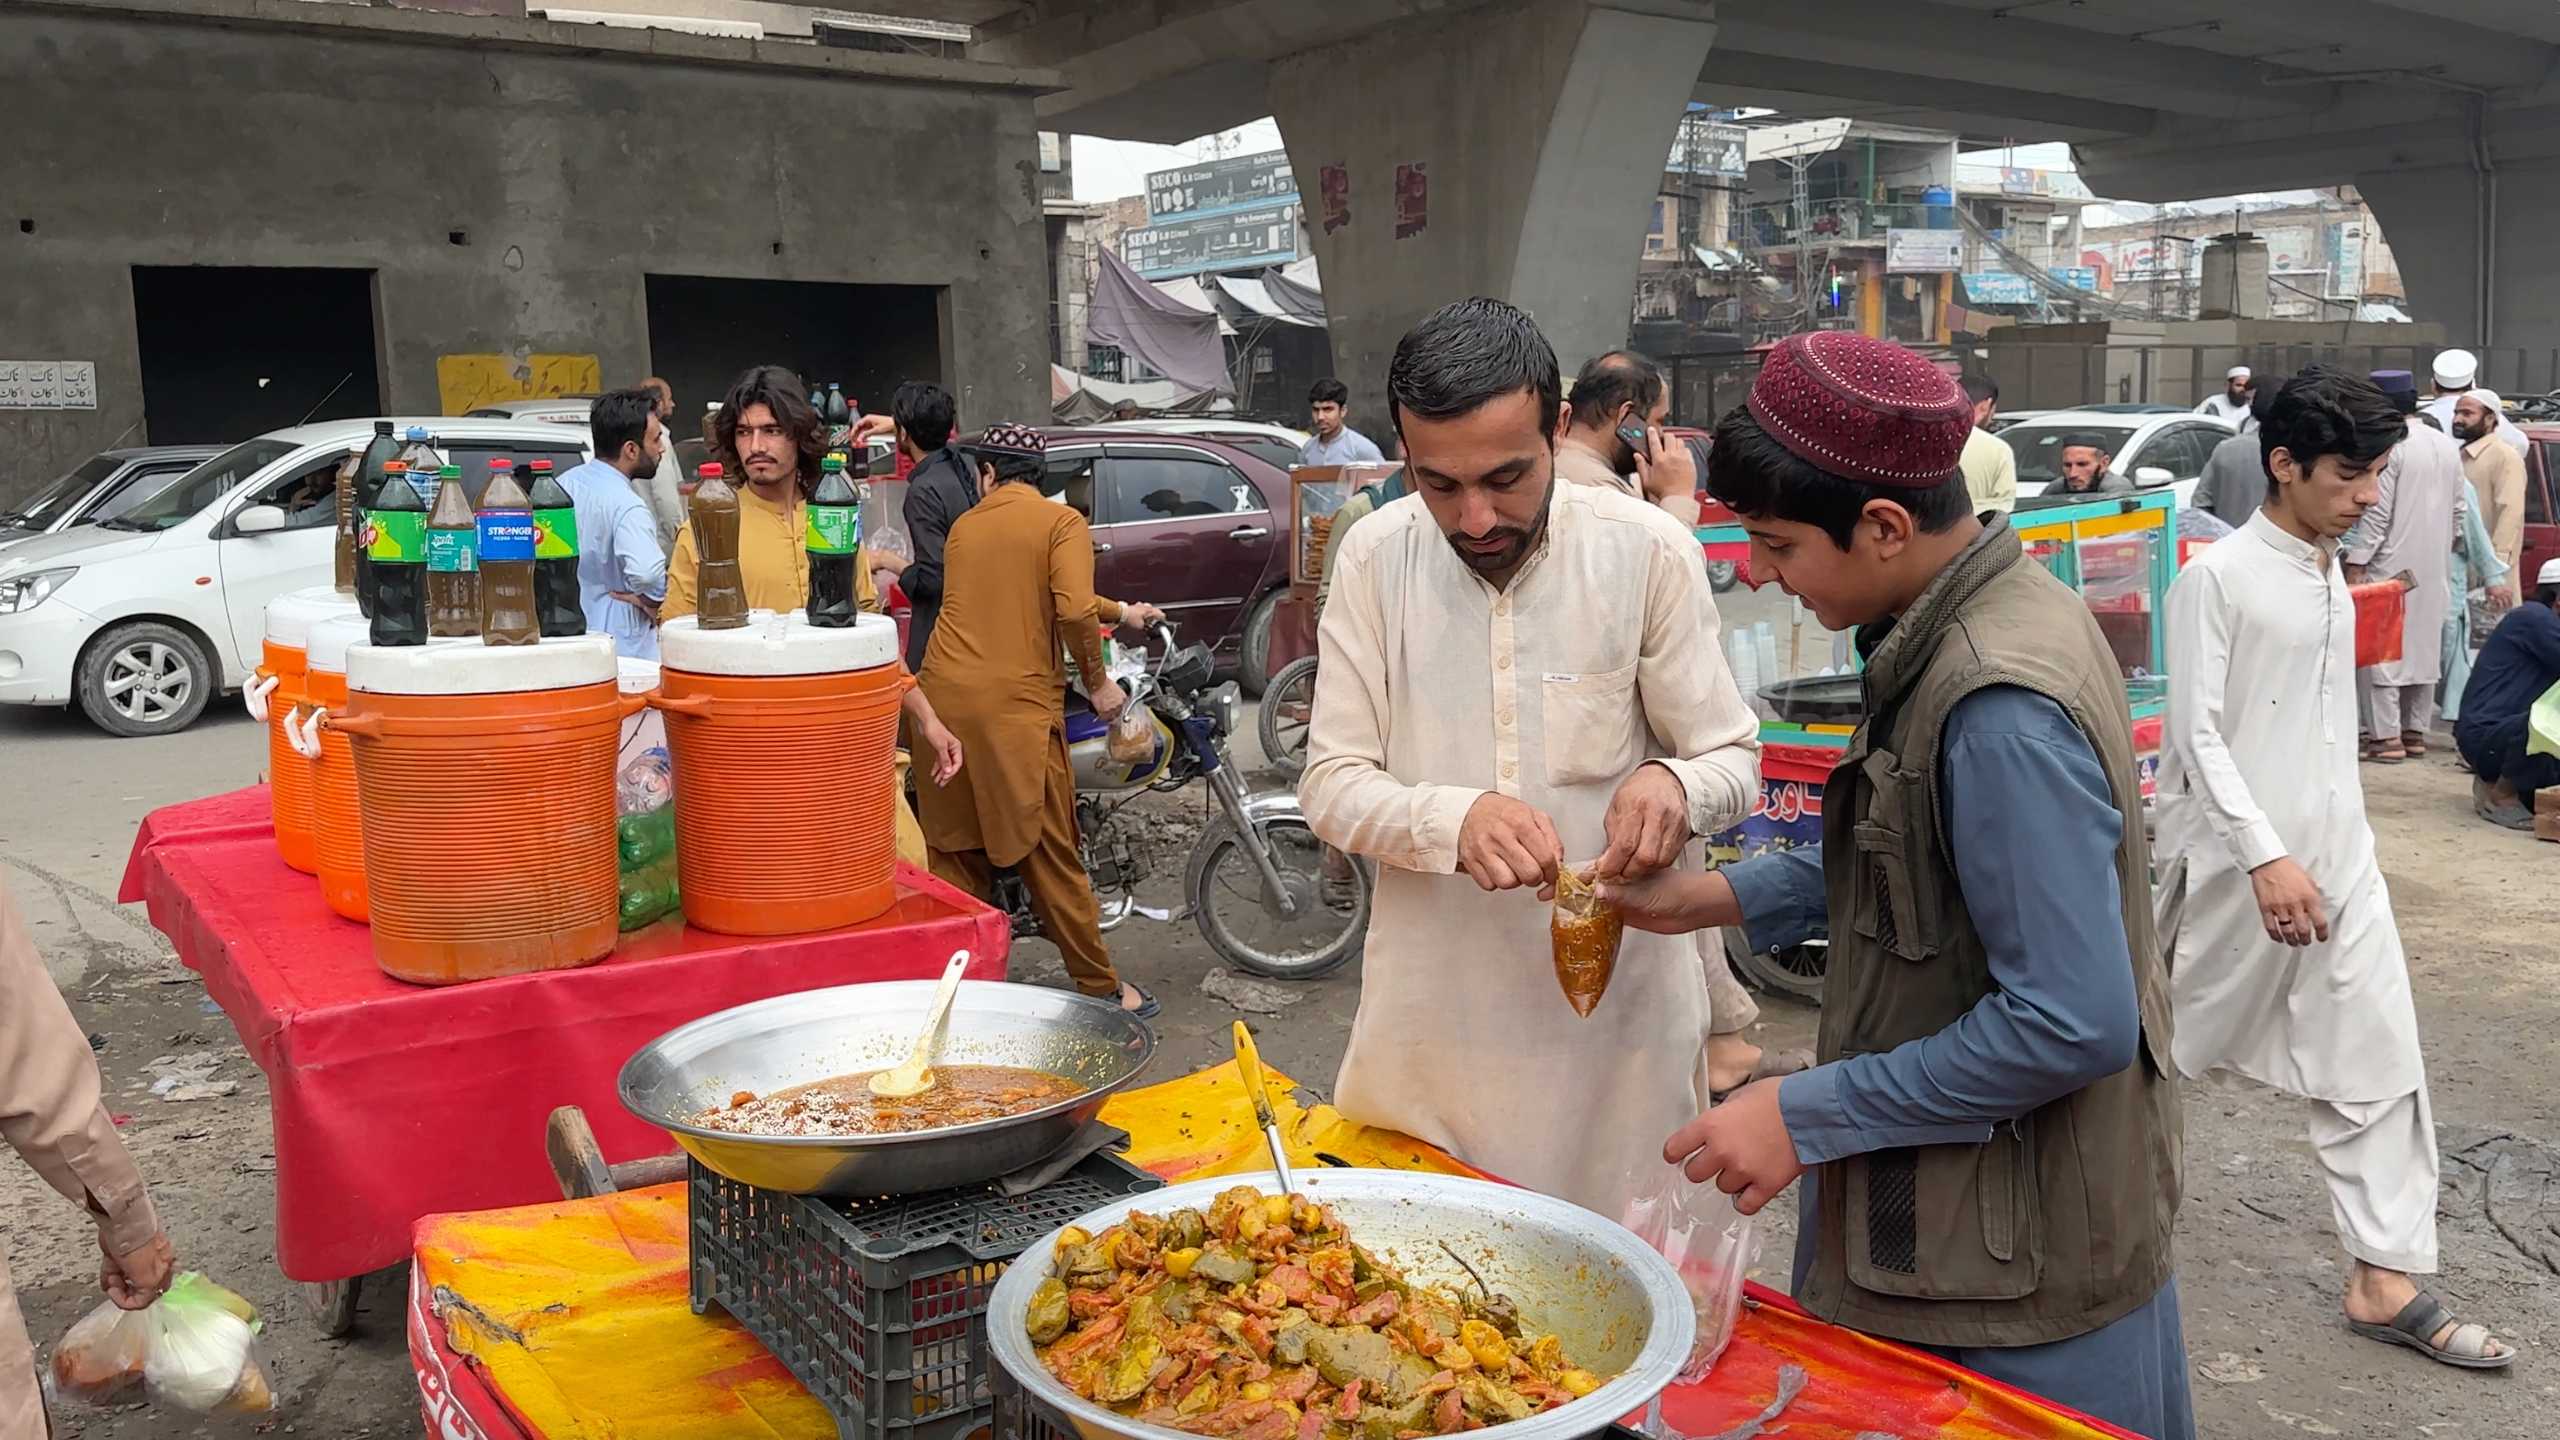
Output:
[{"xmin": 1267, "ymin": 0, "xmax": 1716, "ymax": 424}]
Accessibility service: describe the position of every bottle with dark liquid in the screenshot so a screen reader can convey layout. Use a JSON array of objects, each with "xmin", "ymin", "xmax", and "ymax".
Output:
[
  {"xmin": 806, "ymin": 453, "xmax": 861, "ymax": 628},
  {"xmin": 426, "ymin": 464, "xmax": 480, "ymax": 638},
  {"xmin": 350, "ymin": 420, "xmax": 399, "ymax": 612},
  {"xmin": 690, "ymin": 462, "xmax": 747, "ymax": 631},
  {"xmin": 822, "ymin": 383, "xmax": 850, "ymax": 426},
  {"xmin": 476, "ymin": 457, "xmax": 539, "ymax": 646},
  {"xmin": 366, "ymin": 460, "xmax": 429, "ymax": 646},
  {"xmin": 526, "ymin": 458, "xmax": 584, "ymax": 638}
]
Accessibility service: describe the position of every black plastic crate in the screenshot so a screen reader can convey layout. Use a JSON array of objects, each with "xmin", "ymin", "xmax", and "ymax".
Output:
[{"xmin": 690, "ymin": 1151, "xmax": 1162, "ymax": 1440}]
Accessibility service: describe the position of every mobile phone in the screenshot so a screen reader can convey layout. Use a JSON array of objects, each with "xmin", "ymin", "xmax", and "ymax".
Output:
[{"xmin": 1617, "ymin": 421, "xmax": 1651, "ymax": 450}]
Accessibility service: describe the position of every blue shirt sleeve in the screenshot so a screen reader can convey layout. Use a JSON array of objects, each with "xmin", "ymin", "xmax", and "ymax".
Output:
[
  {"xmin": 1350, "ymin": 433, "xmax": 1385, "ymax": 463},
  {"xmin": 1721, "ymin": 844, "xmax": 1828, "ymax": 953},
  {"xmin": 614, "ymin": 492, "xmax": 669, "ymax": 600},
  {"xmin": 1778, "ymin": 685, "xmax": 2141, "ymax": 1166}
]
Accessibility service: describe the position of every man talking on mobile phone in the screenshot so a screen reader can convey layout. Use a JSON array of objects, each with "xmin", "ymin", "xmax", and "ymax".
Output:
[{"xmin": 1557, "ymin": 349, "xmax": 1703, "ymax": 527}]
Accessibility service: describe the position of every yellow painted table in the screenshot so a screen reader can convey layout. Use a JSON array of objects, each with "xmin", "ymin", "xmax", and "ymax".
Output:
[{"xmin": 409, "ymin": 1064, "xmax": 2130, "ymax": 1440}]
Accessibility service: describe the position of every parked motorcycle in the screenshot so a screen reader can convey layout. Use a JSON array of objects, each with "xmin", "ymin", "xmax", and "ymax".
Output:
[{"xmin": 987, "ymin": 625, "xmax": 1368, "ymax": 981}]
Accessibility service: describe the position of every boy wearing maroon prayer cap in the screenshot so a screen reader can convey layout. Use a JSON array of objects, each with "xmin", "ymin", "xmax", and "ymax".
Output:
[{"xmin": 1600, "ymin": 332, "xmax": 2194, "ymax": 1438}]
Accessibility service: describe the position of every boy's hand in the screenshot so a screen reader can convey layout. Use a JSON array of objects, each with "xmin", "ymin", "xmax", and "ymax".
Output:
[{"xmin": 1661, "ymin": 1078, "xmax": 1805, "ymax": 1215}]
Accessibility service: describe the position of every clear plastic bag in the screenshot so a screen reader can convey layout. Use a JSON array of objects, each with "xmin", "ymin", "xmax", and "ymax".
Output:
[
  {"xmin": 51, "ymin": 1273, "xmax": 277, "ymax": 1414},
  {"xmin": 1105, "ymin": 706, "xmax": 1156, "ymax": 764},
  {"xmin": 1620, "ymin": 1164, "xmax": 1758, "ymax": 1383}
]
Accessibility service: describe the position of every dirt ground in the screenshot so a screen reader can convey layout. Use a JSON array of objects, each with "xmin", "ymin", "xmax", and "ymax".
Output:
[{"xmin": 2, "ymin": 696, "xmax": 2555, "ymax": 1438}]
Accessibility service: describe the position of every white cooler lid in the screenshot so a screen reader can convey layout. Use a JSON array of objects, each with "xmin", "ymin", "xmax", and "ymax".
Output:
[
  {"xmin": 348, "ymin": 633, "xmax": 618, "ymax": 696},
  {"xmin": 263, "ymin": 586, "xmax": 360, "ymax": 649},
  {"xmin": 304, "ymin": 614, "xmax": 373, "ymax": 675},
  {"xmin": 617, "ymin": 657, "xmax": 663, "ymax": 694},
  {"xmin": 660, "ymin": 610, "xmax": 898, "ymax": 676}
]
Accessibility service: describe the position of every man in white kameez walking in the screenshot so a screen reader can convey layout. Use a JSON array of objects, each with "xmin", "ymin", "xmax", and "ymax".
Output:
[
  {"xmin": 2158, "ymin": 366, "xmax": 2514, "ymax": 1372},
  {"xmin": 2344, "ymin": 370, "xmax": 2466, "ymax": 763},
  {"xmin": 1302, "ymin": 298, "xmax": 1761, "ymax": 1219}
]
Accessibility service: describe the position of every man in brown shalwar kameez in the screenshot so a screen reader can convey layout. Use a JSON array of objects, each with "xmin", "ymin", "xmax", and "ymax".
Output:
[
  {"xmin": 917, "ymin": 424, "xmax": 1164, "ymax": 1016},
  {"xmin": 1, "ymin": 879, "xmax": 175, "ymax": 1437}
]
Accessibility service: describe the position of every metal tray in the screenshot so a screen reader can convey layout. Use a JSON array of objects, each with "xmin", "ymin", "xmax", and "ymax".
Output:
[{"xmin": 620, "ymin": 980, "xmax": 1156, "ymax": 1197}]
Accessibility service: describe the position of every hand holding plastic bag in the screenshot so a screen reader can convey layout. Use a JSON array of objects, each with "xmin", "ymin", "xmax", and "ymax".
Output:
[
  {"xmin": 52, "ymin": 1273, "xmax": 277, "ymax": 1414},
  {"xmin": 1105, "ymin": 706, "xmax": 1157, "ymax": 764},
  {"xmin": 1620, "ymin": 1163, "xmax": 1758, "ymax": 1383}
]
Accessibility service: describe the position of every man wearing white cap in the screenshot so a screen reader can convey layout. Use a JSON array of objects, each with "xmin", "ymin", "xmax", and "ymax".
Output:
[
  {"xmin": 2195, "ymin": 365, "xmax": 2256, "ymax": 431},
  {"xmin": 2423, "ymin": 349, "xmax": 2528, "ymax": 458},
  {"xmin": 2452, "ymin": 390, "xmax": 2528, "ymax": 586}
]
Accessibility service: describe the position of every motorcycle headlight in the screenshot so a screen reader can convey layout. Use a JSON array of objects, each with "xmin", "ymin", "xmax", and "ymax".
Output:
[
  {"xmin": 1207, "ymin": 681, "xmax": 1242, "ymax": 740},
  {"xmin": 0, "ymin": 567, "xmax": 75, "ymax": 614}
]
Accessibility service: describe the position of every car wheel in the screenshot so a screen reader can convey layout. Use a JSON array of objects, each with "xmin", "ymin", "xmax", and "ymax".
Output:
[
  {"xmin": 1237, "ymin": 589, "xmax": 1283, "ymax": 697},
  {"xmin": 77, "ymin": 621, "xmax": 214, "ymax": 737}
]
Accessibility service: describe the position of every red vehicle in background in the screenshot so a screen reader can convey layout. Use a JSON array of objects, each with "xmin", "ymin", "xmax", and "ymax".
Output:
[
  {"xmin": 1667, "ymin": 425, "xmax": 1745, "ymax": 592},
  {"xmin": 2515, "ymin": 422, "xmax": 2560, "ymax": 591}
]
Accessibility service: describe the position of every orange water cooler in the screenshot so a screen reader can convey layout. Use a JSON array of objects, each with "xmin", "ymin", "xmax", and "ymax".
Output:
[
  {"xmin": 246, "ymin": 588, "xmax": 358, "ymax": 874},
  {"xmin": 333, "ymin": 635, "xmax": 637, "ymax": 985},
  {"xmin": 653, "ymin": 610, "xmax": 906, "ymax": 935},
  {"xmin": 290, "ymin": 615, "xmax": 377, "ymax": 923}
]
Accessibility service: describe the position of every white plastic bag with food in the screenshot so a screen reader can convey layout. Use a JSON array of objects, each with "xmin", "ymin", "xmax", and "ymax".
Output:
[
  {"xmin": 1619, "ymin": 1165, "xmax": 1758, "ymax": 1383},
  {"xmin": 50, "ymin": 1273, "xmax": 277, "ymax": 1414}
]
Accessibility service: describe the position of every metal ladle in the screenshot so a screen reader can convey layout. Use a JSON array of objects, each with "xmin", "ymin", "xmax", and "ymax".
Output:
[{"xmin": 869, "ymin": 950, "xmax": 972, "ymax": 1098}]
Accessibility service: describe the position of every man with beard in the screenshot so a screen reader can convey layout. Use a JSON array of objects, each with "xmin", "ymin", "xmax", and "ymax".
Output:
[
  {"xmin": 2195, "ymin": 365, "xmax": 2256, "ymax": 432},
  {"xmin": 2452, "ymin": 390, "xmax": 2527, "ymax": 587},
  {"xmin": 635, "ymin": 376, "xmax": 689, "ymax": 548},
  {"xmin": 2342, "ymin": 370, "xmax": 2465, "ymax": 763},
  {"xmin": 1299, "ymin": 298, "xmax": 1760, "ymax": 1216}
]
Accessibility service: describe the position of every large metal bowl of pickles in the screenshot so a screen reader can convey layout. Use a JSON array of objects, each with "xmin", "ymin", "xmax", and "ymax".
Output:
[{"xmin": 986, "ymin": 1168, "xmax": 1695, "ymax": 1440}]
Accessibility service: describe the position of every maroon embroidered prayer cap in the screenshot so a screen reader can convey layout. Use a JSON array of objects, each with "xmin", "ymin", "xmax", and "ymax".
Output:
[
  {"xmin": 1744, "ymin": 332, "xmax": 1972, "ymax": 488},
  {"xmin": 968, "ymin": 422, "xmax": 1047, "ymax": 460}
]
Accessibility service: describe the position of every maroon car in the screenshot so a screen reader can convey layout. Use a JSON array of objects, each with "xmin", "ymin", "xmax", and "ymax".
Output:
[{"xmin": 1036, "ymin": 428, "xmax": 1292, "ymax": 692}]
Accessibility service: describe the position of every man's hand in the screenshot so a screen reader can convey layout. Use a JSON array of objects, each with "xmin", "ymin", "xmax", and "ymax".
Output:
[
  {"xmin": 1661, "ymin": 1078, "xmax": 1805, "ymax": 1216},
  {"xmin": 2489, "ymin": 583, "xmax": 2519, "ymax": 612},
  {"xmin": 1597, "ymin": 762, "xmax": 1690, "ymax": 882},
  {"xmin": 2249, "ymin": 856, "xmax": 2329, "ymax": 946},
  {"xmin": 1631, "ymin": 424, "xmax": 1697, "ymax": 504},
  {"xmin": 1089, "ymin": 678, "xmax": 1130, "ymax": 723},
  {"xmin": 915, "ymin": 716, "xmax": 964, "ymax": 786},
  {"xmin": 851, "ymin": 413, "xmax": 896, "ymax": 445},
  {"xmin": 101, "ymin": 1229, "xmax": 175, "ymax": 1312},
  {"xmin": 1594, "ymin": 868, "xmax": 1736, "ymax": 935},
  {"xmin": 2344, "ymin": 562, "xmax": 2369, "ymax": 586},
  {"xmin": 1115, "ymin": 601, "xmax": 1167, "ymax": 631},
  {"xmin": 1456, "ymin": 793, "xmax": 1562, "ymax": 892}
]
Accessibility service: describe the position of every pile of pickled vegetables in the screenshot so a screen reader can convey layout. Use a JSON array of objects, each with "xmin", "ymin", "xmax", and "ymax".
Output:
[{"xmin": 1026, "ymin": 1186, "xmax": 1609, "ymax": 1440}]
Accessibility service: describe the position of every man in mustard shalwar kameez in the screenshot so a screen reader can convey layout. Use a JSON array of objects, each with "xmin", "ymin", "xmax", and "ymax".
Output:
[{"xmin": 917, "ymin": 423, "xmax": 1164, "ymax": 1016}]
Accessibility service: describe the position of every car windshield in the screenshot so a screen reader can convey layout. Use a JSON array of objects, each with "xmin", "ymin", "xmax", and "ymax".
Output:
[
  {"xmin": 3, "ymin": 455, "xmax": 122, "ymax": 529},
  {"xmin": 2001, "ymin": 422, "xmax": 2139, "ymax": 489},
  {"xmin": 100, "ymin": 439, "xmax": 297, "ymax": 531}
]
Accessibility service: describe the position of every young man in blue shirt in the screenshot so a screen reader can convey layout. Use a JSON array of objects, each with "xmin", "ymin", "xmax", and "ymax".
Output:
[{"xmin": 555, "ymin": 388, "xmax": 671, "ymax": 660}]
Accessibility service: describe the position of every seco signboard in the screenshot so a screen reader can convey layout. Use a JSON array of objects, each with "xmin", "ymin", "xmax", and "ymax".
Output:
[
  {"xmin": 1145, "ymin": 150, "xmax": 1298, "ymax": 223},
  {"xmin": 1124, "ymin": 202, "xmax": 1304, "ymax": 280}
]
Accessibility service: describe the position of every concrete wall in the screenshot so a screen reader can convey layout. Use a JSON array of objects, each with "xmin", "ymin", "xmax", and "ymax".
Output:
[{"xmin": 0, "ymin": 0, "xmax": 1056, "ymax": 502}]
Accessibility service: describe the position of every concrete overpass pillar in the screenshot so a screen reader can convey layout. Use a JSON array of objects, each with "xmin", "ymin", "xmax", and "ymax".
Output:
[
  {"xmin": 2358, "ymin": 155, "xmax": 2560, "ymax": 363},
  {"xmin": 1267, "ymin": 0, "xmax": 1717, "ymax": 429}
]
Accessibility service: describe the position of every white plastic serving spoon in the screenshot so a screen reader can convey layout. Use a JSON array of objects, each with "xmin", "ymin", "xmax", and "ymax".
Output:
[{"xmin": 869, "ymin": 949, "xmax": 972, "ymax": 1099}]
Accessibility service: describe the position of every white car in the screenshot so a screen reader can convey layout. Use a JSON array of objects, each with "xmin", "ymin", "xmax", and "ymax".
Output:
[
  {"xmin": 1999, "ymin": 409, "xmax": 2237, "ymax": 508},
  {"xmin": 0, "ymin": 417, "xmax": 593, "ymax": 737}
]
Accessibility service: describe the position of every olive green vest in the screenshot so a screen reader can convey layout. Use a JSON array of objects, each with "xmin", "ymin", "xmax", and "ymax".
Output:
[{"xmin": 1795, "ymin": 520, "xmax": 2183, "ymax": 1350}]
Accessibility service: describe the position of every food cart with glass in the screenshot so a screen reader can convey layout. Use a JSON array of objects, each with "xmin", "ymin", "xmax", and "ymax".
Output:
[{"xmin": 1695, "ymin": 488, "xmax": 2181, "ymax": 998}]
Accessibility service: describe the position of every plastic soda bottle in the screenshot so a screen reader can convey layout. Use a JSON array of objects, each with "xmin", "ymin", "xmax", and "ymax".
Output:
[
  {"xmin": 398, "ymin": 428, "xmax": 442, "ymax": 503},
  {"xmin": 366, "ymin": 461, "xmax": 429, "ymax": 646},
  {"xmin": 690, "ymin": 462, "xmax": 747, "ymax": 631},
  {"xmin": 476, "ymin": 457, "xmax": 539, "ymax": 646},
  {"xmin": 806, "ymin": 454, "xmax": 861, "ymax": 628},
  {"xmin": 822, "ymin": 382, "xmax": 850, "ymax": 426},
  {"xmin": 527, "ymin": 458, "xmax": 583, "ymax": 638},
  {"xmin": 426, "ymin": 464, "xmax": 480, "ymax": 638},
  {"xmin": 349, "ymin": 420, "xmax": 399, "ymax": 608}
]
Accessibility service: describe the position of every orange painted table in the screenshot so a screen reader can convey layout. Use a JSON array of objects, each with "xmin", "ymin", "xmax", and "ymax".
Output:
[{"xmin": 410, "ymin": 1063, "xmax": 2134, "ymax": 1440}]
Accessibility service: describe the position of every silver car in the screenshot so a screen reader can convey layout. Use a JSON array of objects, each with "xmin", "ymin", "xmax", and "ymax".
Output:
[{"xmin": 1, "ymin": 445, "xmax": 223, "ymax": 553}]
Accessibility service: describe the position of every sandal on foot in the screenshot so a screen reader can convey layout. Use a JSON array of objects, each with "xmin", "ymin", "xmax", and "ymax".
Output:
[
  {"xmin": 1712, "ymin": 1047, "xmax": 1813, "ymax": 1103},
  {"xmin": 1120, "ymin": 982, "xmax": 1161, "ymax": 1020},
  {"xmin": 2370, "ymin": 746, "xmax": 2407, "ymax": 764},
  {"xmin": 2347, "ymin": 1290, "xmax": 2516, "ymax": 1370},
  {"xmin": 2401, "ymin": 731, "xmax": 2429, "ymax": 757}
]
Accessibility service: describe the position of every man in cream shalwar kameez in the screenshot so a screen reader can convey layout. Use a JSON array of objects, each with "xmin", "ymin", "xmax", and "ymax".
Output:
[
  {"xmin": 2157, "ymin": 365, "xmax": 2509, "ymax": 1369},
  {"xmin": 2343, "ymin": 379, "xmax": 2465, "ymax": 757},
  {"xmin": 1304, "ymin": 420, "xmax": 1759, "ymax": 1214}
]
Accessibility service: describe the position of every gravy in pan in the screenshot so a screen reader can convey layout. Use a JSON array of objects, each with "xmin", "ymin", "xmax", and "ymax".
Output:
[{"xmin": 695, "ymin": 1065, "xmax": 1082, "ymax": 1137}]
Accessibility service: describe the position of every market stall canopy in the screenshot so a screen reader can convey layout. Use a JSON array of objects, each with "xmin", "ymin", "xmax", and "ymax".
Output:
[
  {"xmin": 1155, "ymin": 276, "xmax": 1238, "ymax": 337},
  {"xmin": 1266, "ymin": 261, "xmax": 1328, "ymax": 324},
  {"xmin": 1051, "ymin": 365, "xmax": 1227, "ymax": 423},
  {"xmin": 1088, "ymin": 248, "xmax": 1235, "ymax": 398},
  {"xmin": 1215, "ymin": 274, "xmax": 1323, "ymax": 327}
]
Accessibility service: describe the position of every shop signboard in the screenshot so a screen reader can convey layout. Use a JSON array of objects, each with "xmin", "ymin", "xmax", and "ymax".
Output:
[
  {"xmin": 1886, "ymin": 228, "xmax": 1964, "ymax": 273},
  {"xmin": 1123, "ymin": 202, "xmax": 1303, "ymax": 279},
  {"xmin": 1145, "ymin": 150, "xmax": 1297, "ymax": 222},
  {"xmin": 2048, "ymin": 265, "xmax": 2099, "ymax": 292},
  {"xmin": 1962, "ymin": 272, "xmax": 2035, "ymax": 305}
]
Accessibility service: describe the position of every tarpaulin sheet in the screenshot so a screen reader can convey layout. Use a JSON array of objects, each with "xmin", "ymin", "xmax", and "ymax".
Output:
[
  {"xmin": 1213, "ymin": 274, "xmax": 1323, "ymax": 327},
  {"xmin": 409, "ymin": 1062, "xmax": 2134, "ymax": 1440},
  {"xmin": 1088, "ymin": 247, "xmax": 1234, "ymax": 398},
  {"xmin": 123, "ymin": 785, "xmax": 1011, "ymax": 1282}
]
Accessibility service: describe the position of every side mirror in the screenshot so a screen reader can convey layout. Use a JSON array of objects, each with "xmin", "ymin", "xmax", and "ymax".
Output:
[
  {"xmin": 233, "ymin": 505, "xmax": 288, "ymax": 534},
  {"xmin": 2132, "ymin": 466, "xmax": 2175, "ymax": 488}
]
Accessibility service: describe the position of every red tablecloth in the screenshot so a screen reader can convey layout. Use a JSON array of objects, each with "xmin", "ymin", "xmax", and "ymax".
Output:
[{"xmin": 120, "ymin": 786, "xmax": 1011, "ymax": 1282}]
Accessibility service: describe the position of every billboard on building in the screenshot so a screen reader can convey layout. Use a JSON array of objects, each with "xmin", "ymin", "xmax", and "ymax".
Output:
[
  {"xmin": 1145, "ymin": 150, "xmax": 1297, "ymax": 222},
  {"xmin": 1962, "ymin": 272, "xmax": 2036, "ymax": 305},
  {"xmin": 1123, "ymin": 202, "xmax": 1303, "ymax": 279},
  {"xmin": 2257, "ymin": 224, "xmax": 2319, "ymax": 274},
  {"xmin": 2048, "ymin": 265, "xmax": 2098, "ymax": 292},
  {"xmin": 1886, "ymin": 228, "xmax": 1963, "ymax": 273},
  {"xmin": 1670, "ymin": 122, "xmax": 1749, "ymax": 179}
]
